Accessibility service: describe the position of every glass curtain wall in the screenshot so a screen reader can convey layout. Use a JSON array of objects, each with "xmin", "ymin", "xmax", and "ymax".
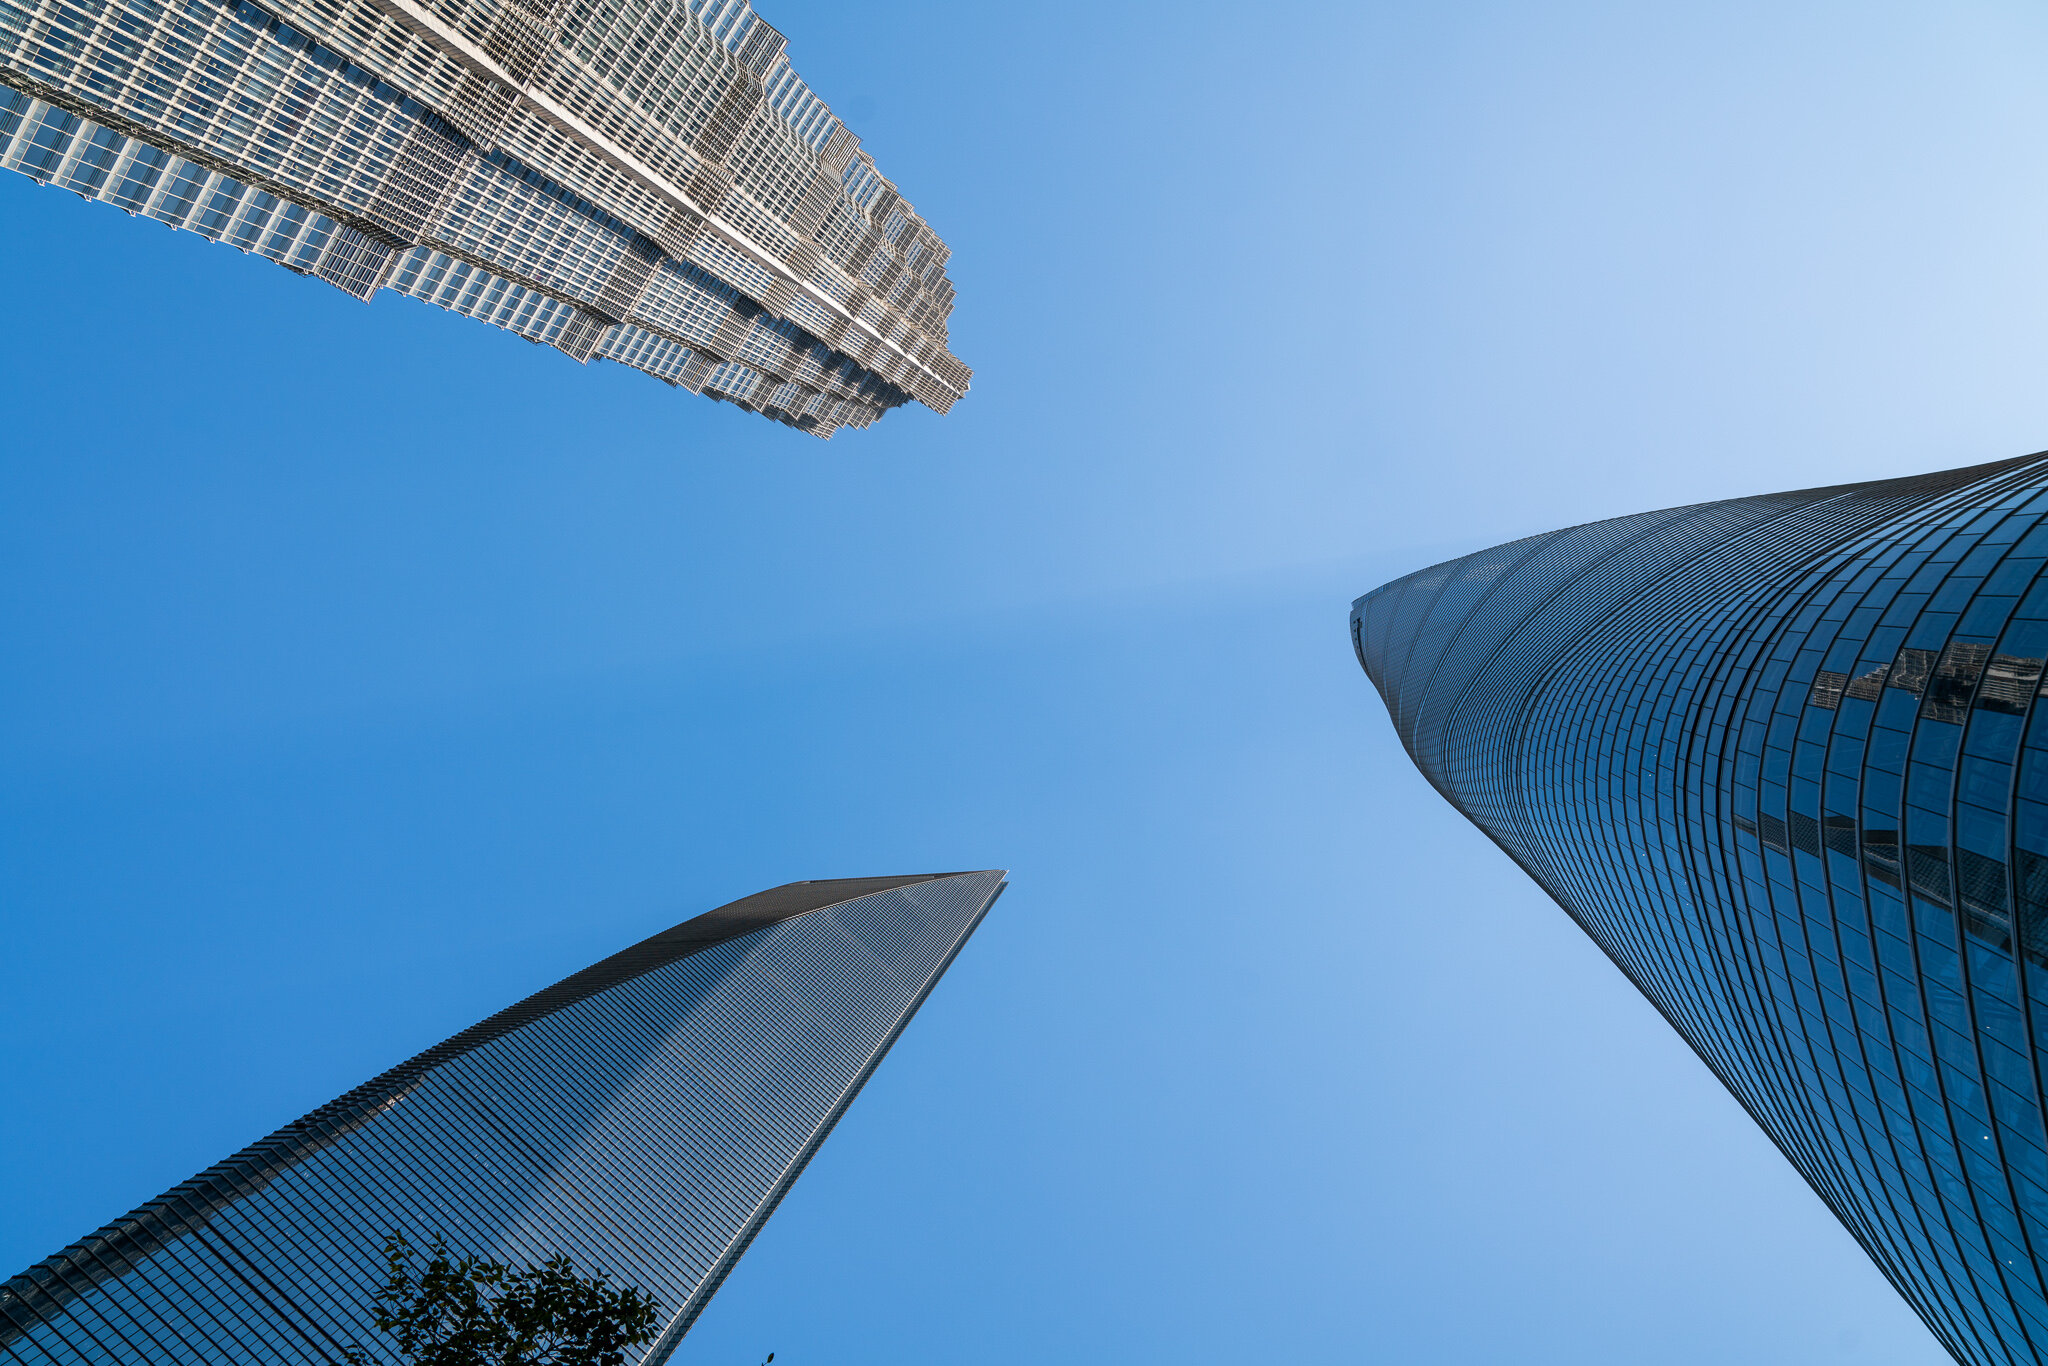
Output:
[{"xmin": 1354, "ymin": 454, "xmax": 2048, "ymax": 1366}]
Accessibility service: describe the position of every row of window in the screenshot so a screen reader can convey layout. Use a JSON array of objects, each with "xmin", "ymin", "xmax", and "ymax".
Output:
[
  {"xmin": 2, "ymin": 877, "xmax": 1006, "ymax": 1365},
  {"xmin": 0, "ymin": 0, "xmax": 954, "ymax": 428},
  {"xmin": 1352, "ymin": 457, "xmax": 2048, "ymax": 1365}
]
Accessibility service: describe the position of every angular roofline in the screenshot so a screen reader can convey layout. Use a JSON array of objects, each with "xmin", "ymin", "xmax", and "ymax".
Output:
[{"xmin": 442, "ymin": 873, "xmax": 1002, "ymax": 1066}]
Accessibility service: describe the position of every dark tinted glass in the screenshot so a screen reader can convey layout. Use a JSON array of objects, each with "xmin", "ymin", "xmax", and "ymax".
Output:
[
  {"xmin": 1354, "ymin": 453, "xmax": 2048, "ymax": 1366},
  {"xmin": 1, "ymin": 871, "xmax": 1006, "ymax": 1366}
]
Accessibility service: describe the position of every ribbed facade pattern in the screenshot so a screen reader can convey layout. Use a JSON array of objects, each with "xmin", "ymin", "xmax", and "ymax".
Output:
[
  {"xmin": 0, "ymin": 0, "xmax": 966, "ymax": 436},
  {"xmin": 0, "ymin": 869, "xmax": 1007, "ymax": 1365},
  {"xmin": 1353, "ymin": 455, "xmax": 2048, "ymax": 1366}
]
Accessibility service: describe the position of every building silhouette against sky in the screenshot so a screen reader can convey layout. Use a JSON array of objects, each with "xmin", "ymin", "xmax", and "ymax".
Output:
[
  {"xmin": 0, "ymin": 870, "xmax": 1006, "ymax": 1365},
  {"xmin": 1354, "ymin": 455, "xmax": 2048, "ymax": 1366},
  {"xmin": 0, "ymin": 0, "xmax": 965, "ymax": 435}
]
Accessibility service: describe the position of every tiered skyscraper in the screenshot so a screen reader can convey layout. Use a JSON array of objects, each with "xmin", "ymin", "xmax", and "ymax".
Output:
[
  {"xmin": 0, "ymin": 0, "xmax": 965, "ymax": 435},
  {"xmin": 1354, "ymin": 455, "xmax": 2048, "ymax": 1366},
  {"xmin": 0, "ymin": 871, "xmax": 1007, "ymax": 1364}
]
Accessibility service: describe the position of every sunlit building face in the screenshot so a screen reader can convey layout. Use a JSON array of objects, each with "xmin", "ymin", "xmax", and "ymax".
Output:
[{"xmin": 0, "ymin": 0, "xmax": 967, "ymax": 435}]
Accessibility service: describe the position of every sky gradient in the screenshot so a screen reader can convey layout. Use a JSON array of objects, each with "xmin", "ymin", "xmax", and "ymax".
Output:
[{"xmin": 9, "ymin": 1, "xmax": 2048, "ymax": 1362}]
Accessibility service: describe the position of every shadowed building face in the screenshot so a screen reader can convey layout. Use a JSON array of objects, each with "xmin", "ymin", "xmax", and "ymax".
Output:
[
  {"xmin": 0, "ymin": 870, "xmax": 1007, "ymax": 1365},
  {"xmin": 1353, "ymin": 455, "xmax": 2048, "ymax": 1366}
]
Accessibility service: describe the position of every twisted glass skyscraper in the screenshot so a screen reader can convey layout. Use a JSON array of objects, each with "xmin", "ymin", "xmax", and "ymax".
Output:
[
  {"xmin": 0, "ymin": 0, "xmax": 965, "ymax": 435},
  {"xmin": 0, "ymin": 870, "xmax": 1006, "ymax": 1365},
  {"xmin": 1354, "ymin": 455, "xmax": 2048, "ymax": 1366}
]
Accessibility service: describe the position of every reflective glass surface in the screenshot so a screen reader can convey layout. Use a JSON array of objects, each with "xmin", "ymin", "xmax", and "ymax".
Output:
[
  {"xmin": 1354, "ymin": 454, "xmax": 2048, "ymax": 1366},
  {"xmin": 0, "ymin": 870, "xmax": 1006, "ymax": 1365}
]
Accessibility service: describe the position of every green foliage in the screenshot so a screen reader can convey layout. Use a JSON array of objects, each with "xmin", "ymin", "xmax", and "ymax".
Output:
[{"xmin": 343, "ymin": 1234, "xmax": 662, "ymax": 1366}]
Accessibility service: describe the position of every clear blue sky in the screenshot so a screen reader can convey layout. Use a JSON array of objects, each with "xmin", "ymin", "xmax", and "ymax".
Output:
[{"xmin": 7, "ymin": 1, "xmax": 2048, "ymax": 1362}]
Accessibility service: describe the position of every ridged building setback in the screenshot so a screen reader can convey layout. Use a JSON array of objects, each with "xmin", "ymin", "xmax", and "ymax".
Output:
[
  {"xmin": 1354, "ymin": 456, "xmax": 2048, "ymax": 1366},
  {"xmin": 0, "ymin": 0, "xmax": 967, "ymax": 435},
  {"xmin": 0, "ymin": 870, "xmax": 1007, "ymax": 1365}
]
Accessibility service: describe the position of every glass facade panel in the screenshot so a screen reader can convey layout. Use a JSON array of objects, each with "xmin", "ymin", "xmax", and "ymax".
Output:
[
  {"xmin": 1352, "ymin": 453, "xmax": 2048, "ymax": 1366},
  {"xmin": 0, "ymin": 870, "xmax": 1006, "ymax": 1365}
]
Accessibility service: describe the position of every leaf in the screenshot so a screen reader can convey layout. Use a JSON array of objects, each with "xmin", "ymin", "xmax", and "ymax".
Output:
[{"xmin": 349, "ymin": 1233, "xmax": 661, "ymax": 1366}]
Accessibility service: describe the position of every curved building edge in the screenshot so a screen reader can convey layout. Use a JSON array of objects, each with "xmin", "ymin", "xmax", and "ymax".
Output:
[{"xmin": 1348, "ymin": 453, "xmax": 2048, "ymax": 1366}]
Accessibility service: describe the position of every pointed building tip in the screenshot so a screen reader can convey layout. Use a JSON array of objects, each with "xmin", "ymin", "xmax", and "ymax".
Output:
[
  {"xmin": 671, "ymin": 871, "xmax": 1007, "ymax": 944},
  {"xmin": 446, "ymin": 875, "xmax": 1010, "ymax": 1048},
  {"xmin": 754, "ymin": 869, "xmax": 1006, "ymax": 907},
  {"xmin": 785, "ymin": 869, "xmax": 1006, "ymax": 885}
]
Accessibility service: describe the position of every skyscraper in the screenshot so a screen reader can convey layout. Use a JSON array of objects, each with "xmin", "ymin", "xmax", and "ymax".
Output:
[
  {"xmin": 0, "ymin": 870, "xmax": 1006, "ymax": 1365},
  {"xmin": 1353, "ymin": 455, "xmax": 2048, "ymax": 1366},
  {"xmin": 0, "ymin": 0, "xmax": 965, "ymax": 435}
]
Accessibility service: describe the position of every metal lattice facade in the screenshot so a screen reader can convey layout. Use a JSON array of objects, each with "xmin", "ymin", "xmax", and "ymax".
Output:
[
  {"xmin": 1353, "ymin": 454, "xmax": 2048, "ymax": 1366},
  {"xmin": 0, "ymin": 869, "xmax": 1007, "ymax": 1364},
  {"xmin": 0, "ymin": 0, "xmax": 968, "ymax": 436}
]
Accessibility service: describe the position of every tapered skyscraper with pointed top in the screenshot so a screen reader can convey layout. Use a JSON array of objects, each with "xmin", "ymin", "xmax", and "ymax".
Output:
[
  {"xmin": 1, "ymin": 870, "xmax": 1007, "ymax": 1364},
  {"xmin": 1355, "ymin": 454, "xmax": 2048, "ymax": 1366},
  {"xmin": 0, "ymin": 0, "xmax": 965, "ymax": 435}
]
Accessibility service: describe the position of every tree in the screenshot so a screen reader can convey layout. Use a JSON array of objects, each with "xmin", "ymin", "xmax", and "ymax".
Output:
[{"xmin": 343, "ymin": 1234, "xmax": 663, "ymax": 1366}]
